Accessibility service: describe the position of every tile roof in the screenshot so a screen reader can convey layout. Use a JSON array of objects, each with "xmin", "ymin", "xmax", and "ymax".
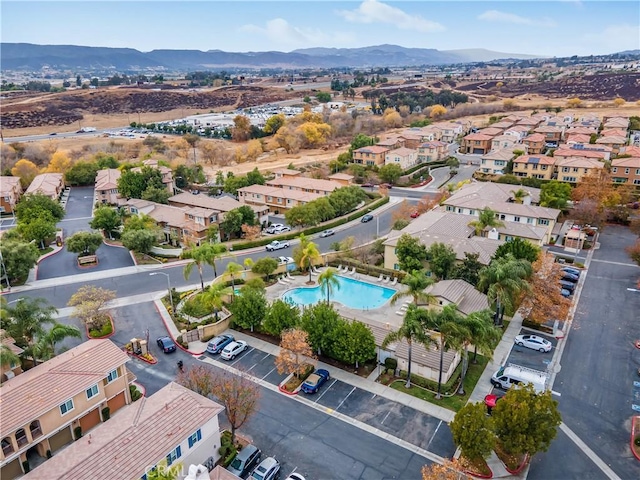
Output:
[
  {"xmin": 426, "ymin": 280, "xmax": 489, "ymax": 316},
  {"xmin": 482, "ymin": 147, "xmax": 518, "ymax": 161},
  {"xmin": 169, "ymin": 192, "xmax": 241, "ymax": 212},
  {"xmin": 126, "ymin": 199, "xmax": 191, "ymax": 228},
  {"xmin": 25, "ymin": 173, "xmax": 63, "ymax": 196},
  {"xmin": 478, "ymin": 127, "xmax": 505, "ymax": 136},
  {"xmin": 445, "ymin": 181, "xmax": 542, "ymax": 206},
  {"xmin": 523, "ymin": 133, "xmax": 545, "ymax": 142},
  {"xmin": 0, "ymin": 176, "xmax": 21, "ymax": 195},
  {"xmin": 534, "ymin": 125, "xmax": 564, "ymax": 133},
  {"xmin": 490, "ymin": 121, "xmax": 515, "ymax": 129},
  {"xmin": 566, "ymin": 126, "xmax": 597, "ymax": 135},
  {"xmin": 565, "ymin": 134, "xmax": 592, "ymax": 144},
  {"xmin": 611, "ymin": 157, "xmax": 640, "ymax": 168},
  {"xmin": 266, "ymin": 176, "xmax": 341, "ymax": 193},
  {"xmin": 354, "ymin": 145, "xmax": 390, "ymax": 154},
  {"xmin": 95, "ymin": 169, "xmax": 121, "ymax": 190},
  {"xmin": 273, "ymin": 168, "xmax": 301, "ymax": 176},
  {"xmin": 210, "ymin": 465, "xmax": 242, "ymax": 480},
  {"xmin": 513, "ymin": 155, "xmax": 555, "ymax": 165},
  {"xmin": 595, "ymin": 135, "xmax": 627, "ymax": 144},
  {"xmin": 505, "ymin": 125, "xmax": 530, "ymax": 133},
  {"xmin": 0, "ymin": 340, "xmax": 129, "ymax": 437},
  {"xmin": 621, "ymin": 146, "xmax": 640, "ymax": 156},
  {"xmin": 555, "ymin": 157, "xmax": 605, "ymax": 169},
  {"xmin": 23, "ymin": 382, "xmax": 224, "ymax": 480},
  {"xmin": 600, "ymin": 129, "xmax": 627, "ymax": 138},
  {"xmin": 387, "ymin": 147, "xmax": 416, "ymax": 157},
  {"xmin": 516, "ymin": 117, "xmax": 542, "ymax": 126},
  {"xmin": 0, "ymin": 329, "xmax": 24, "ymax": 355},
  {"xmin": 463, "ymin": 133, "xmax": 493, "ymax": 141},
  {"xmin": 238, "ymin": 184, "xmax": 323, "ymax": 203},
  {"xmin": 328, "ymin": 173, "xmax": 354, "ymax": 181},
  {"xmin": 554, "ymin": 148, "xmax": 608, "ymax": 160},
  {"xmin": 376, "ymin": 136, "xmax": 402, "ymax": 146}
]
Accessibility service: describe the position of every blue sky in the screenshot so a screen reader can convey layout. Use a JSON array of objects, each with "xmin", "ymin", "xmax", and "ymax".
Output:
[{"xmin": 1, "ymin": 1, "xmax": 638, "ymax": 57}]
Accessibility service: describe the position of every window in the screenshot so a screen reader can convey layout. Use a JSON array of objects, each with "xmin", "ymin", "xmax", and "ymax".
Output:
[
  {"xmin": 634, "ymin": 179, "xmax": 640, "ymax": 185},
  {"xmin": 469, "ymin": 210, "xmax": 475, "ymax": 215},
  {"xmin": 166, "ymin": 446, "xmax": 182, "ymax": 466},
  {"xmin": 562, "ymin": 167, "xmax": 569, "ymax": 173},
  {"xmin": 514, "ymin": 216, "xmax": 521, "ymax": 222},
  {"xmin": 538, "ymin": 219, "xmax": 550, "ymax": 226},
  {"xmin": 636, "ymin": 169, "xmax": 640, "ymax": 176},
  {"xmin": 612, "ymin": 167, "xmax": 618, "ymax": 173},
  {"xmin": 107, "ymin": 369, "xmax": 119, "ymax": 383},
  {"xmin": 60, "ymin": 399, "xmax": 74, "ymax": 415},
  {"xmin": 527, "ymin": 218, "xmax": 534, "ymax": 224},
  {"xmin": 188, "ymin": 429, "xmax": 202, "ymax": 448},
  {"xmin": 625, "ymin": 168, "xmax": 630, "ymax": 174},
  {"xmin": 86, "ymin": 384, "xmax": 99, "ymax": 400}
]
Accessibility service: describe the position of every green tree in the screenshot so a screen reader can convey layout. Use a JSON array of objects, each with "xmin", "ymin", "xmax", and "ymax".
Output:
[
  {"xmin": 395, "ymin": 234, "xmax": 427, "ymax": 272},
  {"xmin": 285, "ymin": 203, "xmax": 321, "ymax": 228},
  {"xmin": 251, "ymin": 257, "xmax": 279, "ymax": 280},
  {"xmin": 220, "ymin": 209, "xmax": 244, "ymax": 239},
  {"xmin": 390, "ymin": 269, "xmax": 435, "ymax": 307},
  {"xmin": 333, "ymin": 320, "xmax": 376, "ymax": 369},
  {"xmin": 1, "ymin": 298, "xmax": 57, "ymax": 365},
  {"xmin": 15, "ymin": 193, "xmax": 65, "ymax": 223},
  {"xmin": 316, "ymin": 91, "xmax": 331, "ymax": 103},
  {"xmin": 494, "ymin": 237, "xmax": 540, "ymax": 263},
  {"xmin": 349, "ymin": 133, "xmax": 377, "ymax": 158},
  {"xmin": 299, "ymin": 241, "xmax": 321, "ymax": 283},
  {"xmin": 450, "ymin": 402, "xmax": 496, "ymax": 461},
  {"xmin": 450, "ymin": 252, "xmax": 484, "ymax": 287},
  {"xmin": 540, "ymin": 181, "xmax": 572, "ymax": 209},
  {"xmin": 456, "ymin": 310, "xmax": 500, "ymax": 394},
  {"xmin": 378, "ymin": 163, "xmax": 404, "ymax": 184},
  {"xmin": 427, "ymin": 242, "xmax": 457, "ymax": 280},
  {"xmin": 66, "ymin": 231, "xmax": 103, "ymax": 256},
  {"xmin": 230, "ymin": 287, "xmax": 266, "ymax": 332},
  {"xmin": 223, "ymin": 174, "xmax": 249, "ymax": 195},
  {"xmin": 90, "ymin": 206, "xmax": 122, "ymax": 239},
  {"xmin": 478, "ymin": 254, "xmax": 532, "ymax": 324},
  {"xmin": 224, "ymin": 262, "xmax": 243, "ymax": 297},
  {"xmin": 17, "ymin": 212, "xmax": 56, "ymax": 249},
  {"xmin": 493, "ymin": 384, "xmax": 561, "ymax": 456},
  {"xmin": 468, "ymin": 207, "xmax": 505, "ymax": 236},
  {"xmin": 182, "ymin": 243, "xmax": 227, "ymax": 291},
  {"xmin": 246, "ymin": 167, "xmax": 265, "ymax": 186},
  {"xmin": 318, "ymin": 267, "xmax": 340, "ymax": 303},
  {"xmin": 0, "ymin": 239, "xmax": 39, "ymax": 284},
  {"xmin": 510, "ymin": 188, "xmax": 529, "ymax": 204},
  {"xmin": 263, "ymin": 299, "xmax": 300, "ymax": 337},
  {"xmin": 141, "ymin": 185, "xmax": 171, "ymax": 204},
  {"xmin": 117, "ymin": 169, "xmax": 147, "ymax": 199},
  {"xmin": 313, "ymin": 197, "xmax": 336, "ymax": 222},
  {"xmin": 382, "ymin": 304, "xmax": 433, "ymax": 388},
  {"xmin": 65, "ymin": 161, "xmax": 99, "ymax": 186},
  {"xmin": 35, "ymin": 322, "xmax": 82, "ymax": 361},
  {"xmin": 122, "ymin": 213, "xmax": 158, "ymax": 234},
  {"xmin": 121, "ymin": 229, "xmax": 157, "ymax": 254},
  {"xmin": 299, "ymin": 302, "xmax": 341, "ymax": 356},
  {"xmin": 327, "ymin": 186, "xmax": 367, "ymax": 216},
  {"xmin": 264, "ymin": 113, "xmax": 285, "ymax": 135}
]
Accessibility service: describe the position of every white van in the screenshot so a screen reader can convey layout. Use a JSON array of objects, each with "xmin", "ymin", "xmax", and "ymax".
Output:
[{"xmin": 491, "ymin": 364, "xmax": 548, "ymax": 394}]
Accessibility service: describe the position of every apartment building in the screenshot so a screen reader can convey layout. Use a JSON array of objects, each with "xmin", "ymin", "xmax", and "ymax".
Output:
[
  {"xmin": 555, "ymin": 157, "xmax": 604, "ymax": 184},
  {"xmin": 22, "ymin": 382, "xmax": 224, "ymax": 480},
  {"xmin": 352, "ymin": 145, "xmax": 389, "ymax": 166},
  {"xmin": 385, "ymin": 147, "xmax": 418, "ymax": 170},
  {"xmin": 0, "ymin": 330, "xmax": 23, "ymax": 382},
  {"xmin": 95, "ymin": 169, "xmax": 121, "ymax": 205},
  {"xmin": 480, "ymin": 148, "xmax": 519, "ymax": 175},
  {"xmin": 611, "ymin": 157, "xmax": 640, "ymax": 185},
  {"xmin": 512, "ymin": 155, "xmax": 555, "ymax": 180},
  {"xmin": 417, "ymin": 141, "xmax": 447, "ymax": 163},
  {"xmin": 0, "ymin": 177, "xmax": 22, "ymax": 214},
  {"xmin": 24, "ymin": 174, "xmax": 64, "ymax": 200},
  {"xmin": 0, "ymin": 340, "xmax": 133, "ymax": 480},
  {"xmin": 522, "ymin": 133, "xmax": 546, "ymax": 155},
  {"xmin": 461, "ymin": 133, "xmax": 494, "ymax": 154},
  {"xmin": 266, "ymin": 176, "xmax": 341, "ymax": 196},
  {"xmin": 237, "ymin": 184, "xmax": 322, "ymax": 214}
]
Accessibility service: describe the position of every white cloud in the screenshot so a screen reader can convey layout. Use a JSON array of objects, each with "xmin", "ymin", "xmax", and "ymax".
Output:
[
  {"xmin": 336, "ymin": 0, "xmax": 445, "ymax": 33},
  {"xmin": 239, "ymin": 18, "xmax": 355, "ymax": 49},
  {"xmin": 582, "ymin": 24, "xmax": 640, "ymax": 54},
  {"xmin": 478, "ymin": 10, "xmax": 556, "ymax": 28}
]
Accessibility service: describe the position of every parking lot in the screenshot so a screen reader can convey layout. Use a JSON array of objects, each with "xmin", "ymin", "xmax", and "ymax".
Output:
[{"xmin": 200, "ymin": 345, "xmax": 455, "ymax": 459}]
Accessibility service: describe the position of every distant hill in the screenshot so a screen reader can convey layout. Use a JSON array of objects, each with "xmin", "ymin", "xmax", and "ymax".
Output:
[{"xmin": 0, "ymin": 43, "xmax": 540, "ymax": 71}]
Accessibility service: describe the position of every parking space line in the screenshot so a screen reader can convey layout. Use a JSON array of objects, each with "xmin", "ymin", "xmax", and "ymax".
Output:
[
  {"xmin": 262, "ymin": 367, "xmax": 275, "ymax": 379},
  {"xmin": 426, "ymin": 420, "xmax": 442, "ymax": 449},
  {"xmin": 314, "ymin": 379, "xmax": 337, "ymax": 403},
  {"xmin": 335, "ymin": 386, "xmax": 356, "ymax": 411},
  {"xmin": 381, "ymin": 411, "xmax": 391, "ymax": 425},
  {"xmin": 371, "ymin": 393, "xmax": 377, "ymax": 399},
  {"xmin": 247, "ymin": 363, "xmax": 258, "ymax": 372},
  {"xmin": 260, "ymin": 352, "xmax": 271, "ymax": 361}
]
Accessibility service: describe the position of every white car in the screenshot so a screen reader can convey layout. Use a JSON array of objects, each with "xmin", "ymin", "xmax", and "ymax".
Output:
[
  {"xmin": 220, "ymin": 340, "xmax": 248, "ymax": 360},
  {"xmin": 274, "ymin": 225, "xmax": 291, "ymax": 233},
  {"xmin": 320, "ymin": 229, "xmax": 335, "ymax": 238},
  {"xmin": 285, "ymin": 474, "xmax": 306, "ymax": 480},
  {"xmin": 514, "ymin": 334, "xmax": 552, "ymax": 353},
  {"xmin": 278, "ymin": 256, "xmax": 294, "ymax": 264}
]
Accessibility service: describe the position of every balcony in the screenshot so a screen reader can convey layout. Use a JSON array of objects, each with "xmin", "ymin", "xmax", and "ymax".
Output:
[
  {"xmin": 2, "ymin": 439, "xmax": 14, "ymax": 456},
  {"xmin": 15, "ymin": 433, "xmax": 28, "ymax": 448}
]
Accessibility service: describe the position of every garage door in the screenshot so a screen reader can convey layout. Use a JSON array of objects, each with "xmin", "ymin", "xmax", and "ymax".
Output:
[
  {"xmin": 1, "ymin": 458, "xmax": 24, "ymax": 480},
  {"xmin": 79, "ymin": 408, "xmax": 101, "ymax": 432},
  {"xmin": 49, "ymin": 427, "xmax": 73, "ymax": 453},
  {"xmin": 108, "ymin": 391, "xmax": 126, "ymax": 413},
  {"xmin": 473, "ymin": 148, "xmax": 484, "ymax": 154}
]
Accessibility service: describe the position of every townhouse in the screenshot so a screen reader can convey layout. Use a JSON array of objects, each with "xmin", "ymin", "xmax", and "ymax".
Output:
[
  {"xmin": 461, "ymin": 133, "xmax": 494, "ymax": 154},
  {"xmin": 95, "ymin": 168, "xmax": 121, "ymax": 205},
  {"xmin": 480, "ymin": 147, "xmax": 520, "ymax": 175},
  {"xmin": 554, "ymin": 147, "xmax": 610, "ymax": 162},
  {"xmin": 352, "ymin": 145, "xmax": 389, "ymax": 166},
  {"xmin": 0, "ymin": 340, "xmax": 134, "ymax": 480},
  {"xmin": 0, "ymin": 330, "xmax": 23, "ymax": 382},
  {"xmin": 237, "ymin": 184, "xmax": 323, "ymax": 214},
  {"xmin": 0, "ymin": 177, "xmax": 23, "ymax": 214},
  {"xmin": 265, "ymin": 175, "xmax": 342, "ymax": 196},
  {"xmin": 385, "ymin": 147, "xmax": 418, "ymax": 170},
  {"xmin": 595, "ymin": 135, "xmax": 627, "ymax": 154},
  {"xmin": 24, "ymin": 174, "xmax": 64, "ymax": 200},
  {"xmin": 431, "ymin": 122, "xmax": 464, "ymax": 143},
  {"xmin": 503, "ymin": 125, "xmax": 530, "ymax": 141},
  {"xmin": 512, "ymin": 155, "xmax": 555, "ymax": 180},
  {"xmin": 417, "ymin": 141, "xmax": 447, "ymax": 163},
  {"xmin": 533, "ymin": 125, "xmax": 564, "ymax": 145},
  {"xmin": 555, "ymin": 157, "xmax": 604, "ymax": 184},
  {"xmin": 491, "ymin": 134, "xmax": 518, "ymax": 151},
  {"xmin": 611, "ymin": 157, "xmax": 640, "ymax": 185},
  {"xmin": 522, "ymin": 133, "xmax": 546, "ymax": 155},
  {"xmin": 22, "ymin": 382, "xmax": 224, "ymax": 480}
]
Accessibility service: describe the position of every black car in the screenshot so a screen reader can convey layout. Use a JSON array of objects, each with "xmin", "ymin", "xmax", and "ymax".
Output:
[
  {"xmin": 559, "ymin": 280, "xmax": 575, "ymax": 292},
  {"xmin": 156, "ymin": 336, "xmax": 177, "ymax": 353},
  {"xmin": 561, "ymin": 273, "xmax": 579, "ymax": 283},
  {"xmin": 361, "ymin": 214, "xmax": 374, "ymax": 223},
  {"xmin": 561, "ymin": 267, "xmax": 581, "ymax": 277}
]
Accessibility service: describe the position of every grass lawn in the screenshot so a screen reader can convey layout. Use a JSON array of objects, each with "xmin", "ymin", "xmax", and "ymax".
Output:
[{"xmin": 390, "ymin": 355, "xmax": 490, "ymax": 412}]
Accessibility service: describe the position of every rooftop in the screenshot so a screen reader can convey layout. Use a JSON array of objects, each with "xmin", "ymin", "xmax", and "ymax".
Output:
[
  {"xmin": 427, "ymin": 280, "xmax": 489, "ymax": 316},
  {"xmin": 95, "ymin": 168, "xmax": 121, "ymax": 190}
]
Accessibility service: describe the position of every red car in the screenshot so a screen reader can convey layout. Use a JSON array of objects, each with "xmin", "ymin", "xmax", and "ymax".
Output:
[{"xmin": 410, "ymin": 211, "xmax": 419, "ymax": 218}]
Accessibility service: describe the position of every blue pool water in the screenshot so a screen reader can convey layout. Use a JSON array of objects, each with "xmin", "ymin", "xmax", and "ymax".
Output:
[{"xmin": 282, "ymin": 275, "xmax": 396, "ymax": 309}]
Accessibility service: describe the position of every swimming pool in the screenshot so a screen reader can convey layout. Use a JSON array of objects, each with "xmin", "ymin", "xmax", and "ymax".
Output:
[{"xmin": 282, "ymin": 275, "xmax": 396, "ymax": 310}]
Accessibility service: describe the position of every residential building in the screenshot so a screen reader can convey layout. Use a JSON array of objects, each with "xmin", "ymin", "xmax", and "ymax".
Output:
[
  {"xmin": 554, "ymin": 147, "xmax": 610, "ymax": 162},
  {"xmin": 533, "ymin": 125, "xmax": 564, "ymax": 144},
  {"xmin": 490, "ymin": 134, "xmax": 517, "ymax": 151},
  {"xmin": 272, "ymin": 168, "xmax": 301, "ymax": 179},
  {"xmin": 352, "ymin": 145, "xmax": 389, "ymax": 166},
  {"xmin": 611, "ymin": 157, "xmax": 640, "ymax": 185},
  {"xmin": 0, "ymin": 340, "xmax": 133, "ymax": 480},
  {"xmin": 620, "ymin": 146, "xmax": 640, "ymax": 157},
  {"xmin": 566, "ymin": 126, "xmax": 598, "ymax": 136},
  {"xmin": 24, "ymin": 174, "xmax": 64, "ymax": 200},
  {"xmin": 131, "ymin": 159, "xmax": 174, "ymax": 193},
  {"xmin": 0, "ymin": 177, "xmax": 22, "ymax": 214},
  {"xmin": 522, "ymin": 133, "xmax": 546, "ymax": 154},
  {"xmin": 95, "ymin": 169, "xmax": 121, "ymax": 204},
  {"xmin": 327, "ymin": 172, "xmax": 354, "ymax": 186},
  {"xmin": 565, "ymin": 133, "xmax": 592, "ymax": 145},
  {"xmin": 600, "ymin": 129, "xmax": 628, "ymax": 138},
  {"xmin": 603, "ymin": 117, "xmax": 630, "ymax": 129},
  {"xmin": 512, "ymin": 155, "xmax": 555, "ymax": 180},
  {"xmin": 168, "ymin": 192, "xmax": 268, "ymax": 221},
  {"xmin": 515, "ymin": 117, "xmax": 542, "ymax": 129},
  {"xmin": 385, "ymin": 147, "xmax": 418, "ymax": 170},
  {"xmin": 545, "ymin": 115, "xmax": 574, "ymax": 127},
  {"xmin": 266, "ymin": 176, "xmax": 341, "ymax": 196},
  {"xmin": 426, "ymin": 280, "xmax": 489, "ymax": 316},
  {"xmin": 595, "ymin": 135, "xmax": 627, "ymax": 154},
  {"xmin": 477, "ymin": 127, "xmax": 505, "ymax": 137},
  {"xmin": 22, "ymin": 382, "xmax": 224, "ymax": 480},
  {"xmin": 555, "ymin": 157, "xmax": 604, "ymax": 184},
  {"xmin": 417, "ymin": 141, "xmax": 447, "ymax": 163},
  {"xmin": 431, "ymin": 122, "xmax": 464, "ymax": 142},
  {"xmin": 237, "ymin": 184, "xmax": 322, "ymax": 214},
  {"xmin": 479, "ymin": 147, "xmax": 518, "ymax": 175},
  {"xmin": 503, "ymin": 125, "xmax": 530, "ymax": 141},
  {"xmin": 489, "ymin": 121, "xmax": 515, "ymax": 130},
  {"xmin": 461, "ymin": 133, "xmax": 493, "ymax": 154},
  {"xmin": 375, "ymin": 136, "xmax": 404, "ymax": 150},
  {"xmin": 0, "ymin": 330, "xmax": 23, "ymax": 382}
]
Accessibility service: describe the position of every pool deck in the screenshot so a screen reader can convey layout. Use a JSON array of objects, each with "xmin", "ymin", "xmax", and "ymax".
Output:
[{"xmin": 267, "ymin": 271, "xmax": 407, "ymax": 332}]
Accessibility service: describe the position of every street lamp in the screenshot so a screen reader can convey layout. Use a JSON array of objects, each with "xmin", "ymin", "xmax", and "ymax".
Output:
[{"xmin": 150, "ymin": 272, "xmax": 174, "ymax": 315}]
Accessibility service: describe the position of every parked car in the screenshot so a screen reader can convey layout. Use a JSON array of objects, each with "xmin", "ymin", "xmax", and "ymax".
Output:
[
  {"xmin": 206, "ymin": 334, "xmax": 235, "ymax": 354},
  {"xmin": 301, "ymin": 368, "xmax": 330, "ymax": 394},
  {"xmin": 561, "ymin": 273, "xmax": 579, "ymax": 283},
  {"xmin": 379, "ymin": 183, "xmax": 393, "ymax": 189},
  {"xmin": 410, "ymin": 211, "xmax": 420, "ymax": 218},
  {"xmin": 266, "ymin": 240, "xmax": 290, "ymax": 252},
  {"xmin": 560, "ymin": 288, "xmax": 572, "ymax": 298},
  {"xmin": 559, "ymin": 280, "xmax": 576, "ymax": 292},
  {"xmin": 265, "ymin": 223, "xmax": 284, "ymax": 234},
  {"xmin": 361, "ymin": 183, "xmax": 374, "ymax": 188},
  {"xmin": 561, "ymin": 267, "xmax": 581, "ymax": 277},
  {"xmin": 156, "ymin": 336, "xmax": 177, "ymax": 354},
  {"xmin": 514, "ymin": 334, "xmax": 552, "ymax": 353},
  {"xmin": 285, "ymin": 474, "xmax": 306, "ymax": 480},
  {"xmin": 278, "ymin": 256, "xmax": 294, "ymax": 264},
  {"xmin": 320, "ymin": 229, "xmax": 335, "ymax": 238},
  {"xmin": 274, "ymin": 225, "xmax": 291, "ymax": 233},
  {"xmin": 250, "ymin": 457, "xmax": 280, "ymax": 480},
  {"xmin": 361, "ymin": 214, "xmax": 374, "ymax": 223},
  {"xmin": 220, "ymin": 340, "xmax": 248, "ymax": 360},
  {"xmin": 227, "ymin": 444, "xmax": 262, "ymax": 478}
]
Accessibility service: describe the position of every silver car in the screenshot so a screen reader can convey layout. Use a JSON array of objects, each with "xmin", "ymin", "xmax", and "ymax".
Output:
[
  {"xmin": 320, "ymin": 229, "xmax": 335, "ymax": 237},
  {"xmin": 514, "ymin": 334, "xmax": 552, "ymax": 353}
]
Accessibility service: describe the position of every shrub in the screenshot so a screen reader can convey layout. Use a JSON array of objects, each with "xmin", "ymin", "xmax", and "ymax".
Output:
[
  {"xmin": 130, "ymin": 384, "xmax": 142, "ymax": 401},
  {"xmin": 101, "ymin": 406, "xmax": 111, "ymax": 421},
  {"xmin": 46, "ymin": 450, "xmax": 52, "ymax": 459},
  {"xmin": 384, "ymin": 357, "xmax": 398, "ymax": 374},
  {"xmin": 219, "ymin": 431, "xmax": 239, "ymax": 467},
  {"xmin": 181, "ymin": 294, "xmax": 211, "ymax": 318},
  {"xmin": 74, "ymin": 426, "xmax": 82, "ymax": 440},
  {"xmin": 89, "ymin": 319, "xmax": 113, "ymax": 338},
  {"xmin": 22, "ymin": 461, "xmax": 30, "ymax": 474}
]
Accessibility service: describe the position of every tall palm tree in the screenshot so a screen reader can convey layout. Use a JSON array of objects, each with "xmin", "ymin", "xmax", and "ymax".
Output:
[
  {"xmin": 478, "ymin": 254, "xmax": 532, "ymax": 326},
  {"xmin": 225, "ymin": 262, "xmax": 243, "ymax": 299},
  {"xmin": 318, "ymin": 268, "xmax": 340, "ymax": 303},
  {"xmin": 468, "ymin": 207, "xmax": 505, "ymax": 237},
  {"xmin": 38, "ymin": 322, "xmax": 82, "ymax": 357},
  {"xmin": 3, "ymin": 298, "xmax": 57, "ymax": 366},
  {"xmin": 181, "ymin": 243, "xmax": 226, "ymax": 291},
  {"xmin": 390, "ymin": 270, "xmax": 436, "ymax": 307},
  {"xmin": 510, "ymin": 188, "xmax": 529, "ymax": 204},
  {"xmin": 203, "ymin": 282, "xmax": 229, "ymax": 321},
  {"xmin": 300, "ymin": 242, "xmax": 321, "ymax": 283},
  {"xmin": 455, "ymin": 310, "xmax": 500, "ymax": 395},
  {"xmin": 382, "ymin": 304, "xmax": 434, "ymax": 388}
]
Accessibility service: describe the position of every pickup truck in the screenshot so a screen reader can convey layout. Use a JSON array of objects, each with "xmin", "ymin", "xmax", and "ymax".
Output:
[{"xmin": 265, "ymin": 240, "xmax": 290, "ymax": 252}]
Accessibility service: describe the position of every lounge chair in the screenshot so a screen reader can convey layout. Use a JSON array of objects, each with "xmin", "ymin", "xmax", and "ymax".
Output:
[
  {"xmin": 396, "ymin": 310, "xmax": 405, "ymax": 316},
  {"xmin": 390, "ymin": 277, "xmax": 398, "ymax": 286},
  {"xmin": 310, "ymin": 269, "xmax": 318, "ymax": 276},
  {"xmin": 377, "ymin": 274, "xmax": 383, "ymax": 283},
  {"xmin": 314, "ymin": 265, "xmax": 323, "ymax": 273},
  {"xmin": 283, "ymin": 275, "xmax": 293, "ymax": 283},
  {"xmin": 337, "ymin": 264, "xmax": 343, "ymax": 273},
  {"xmin": 383, "ymin": 276, "xmax": 390, "ymax": 283},
  {"xmin": 349, "ymin": 266, "xmax": 356, "ymax": 275},
  {"xmin": 278, "ymin": 277, "xmax": 287, "ymax": 285},
  {"xmin": 286, "ymin": 272, "xmax": 293, "ymax": 280}
]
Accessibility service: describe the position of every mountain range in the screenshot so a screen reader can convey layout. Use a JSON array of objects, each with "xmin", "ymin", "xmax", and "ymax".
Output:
[{"xmin": 0, "ymin": 43, "xmax": 540, "ymax": 71}]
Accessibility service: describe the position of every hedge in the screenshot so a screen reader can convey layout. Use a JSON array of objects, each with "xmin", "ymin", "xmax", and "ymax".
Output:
[
  {"xmin": 230, "ymin": 196, "xmax": 390, "ymax": 251},
  {"xmin": 403, "ymin": 160, "xmax": 447, "ymax": 177}
]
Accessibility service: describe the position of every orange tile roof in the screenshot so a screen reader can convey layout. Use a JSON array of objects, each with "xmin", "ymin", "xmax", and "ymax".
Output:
[
  {"xmin": 95, "ymin": 169, "xmax": 121, "ymax": 190},
  {"xmin": 611, "ymin": 157, "xmax": 640, "ymax": 168},
  {"xmin": 523, "ymin": 133, "xmax": 545, "ymax": 142},
  {"xmin": 513, "ymin": 155, "xmax": 555, "ymax": 165},
  {"xmin": 266, "ymin": 176, "xmax": 341, "ymax": 193},
  {"xmin": 0, "ymin": 340, "xmax": 129, "ymax": 437},
  {"xmin": 463, "ymin": 133, "xmax": 493, "ymax": 141},
  {"xmin": 621, "ymin": 146, "xmax": 640, "ymax": 156},
  {"xmin": 554, "ymin": 148, "xmax": 608, "ymax": 159},
  {"xmin": 354, "ymin": 145, "xmax": 390, "ymax": 154},
  {"xmin": 555, "ymin": 157, "xmax": 604, "ymax": 168}
]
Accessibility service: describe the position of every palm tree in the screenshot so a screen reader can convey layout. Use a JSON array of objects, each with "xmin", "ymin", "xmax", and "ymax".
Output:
[
  {"xmin": 225, "ymin": 262, "xmax": 243, "ymax": 299},
  {"xmin": 382, "ymin": 304, "xmax": 434, "ymax": 388},
  {"xmin": 38, "ymin": 322, "xmax": 82, "ymax": 358},
  {"xmin": 181, "ymin": 243, "xmax": 226, "ymax": 291},
  {"xmin": 455, "ymin": 310, "xmax": 500, "ymax": 395},
  {"xmin": 243, "ymin": 258, "xmax": 254, "ymax": 270},
  {"xmin": 390, "ymin": 270, "xmax": 436, "ymax": 307},
  {"xmin": 478, "ymin": 254, "xmax": 532, "ymax": 326},
  {"xmin": 3, "ymin": 298, "xmax": 57, "ymax": 366},
  {"xmin": 300, "ymin": 242, "xmax": 321, "ymax": 283},
  {"xmin": 318, "ymin": 268, "xmax": 340, "ymax": 303},
  {"xmin": 468, "ymin": 207, "xmax": 505, "ymax": 237},
  {"xmin": 510, "ymin": 188, "xmax": 529, "ymax": 204},
  {"xmin": 203, "ymin": 282, "xmax": 230, "ymax": 321}
]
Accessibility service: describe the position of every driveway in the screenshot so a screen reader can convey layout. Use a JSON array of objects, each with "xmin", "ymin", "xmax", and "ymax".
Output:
[{"xmin": 36, "ymin": 186, "xmax": 134, "ymax": 280}]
